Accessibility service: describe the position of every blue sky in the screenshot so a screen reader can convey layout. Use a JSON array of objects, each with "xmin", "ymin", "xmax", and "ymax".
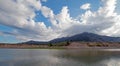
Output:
[
  {"xmin": 34, "ymin": 0, "xmax": 101, "ymax": 26},
  {"xmin": 0, "ymin": 0, "xmax": 120, "ymax": 43},
  {"xmin": 41, "ymin": 0, "xmax": 101, "ymax": 18}
]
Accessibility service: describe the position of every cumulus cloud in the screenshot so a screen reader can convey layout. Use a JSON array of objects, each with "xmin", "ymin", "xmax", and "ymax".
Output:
[
  {"xmin": 0, "ymin": 0, "xmax": 55, "ymax": 41},
  {"xmin": 97, "ymin": 0, "xmax": 120, "ymax": 36},
  {"xmin": 78, "ymin": 0, "xmax": 120, "ymax": 36},
  {"xmin": 0, "ymin": 0, "xmax": 120, "ymax": 42},
  {"xmin": 80, "ymin": 3, "xmax": 91, "ymax": 10}
]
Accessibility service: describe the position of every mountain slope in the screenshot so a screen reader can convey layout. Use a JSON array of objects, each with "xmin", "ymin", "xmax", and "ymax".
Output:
[
  {"xmin": 50, "ymin": 32, "xmax": 120, "ymax": 43},
  {"xmin": 20, "ymin": 32, "xmax": 120, "ymax": 44},
  {"xmin": 19, "ymin": 40, "xmax": 48, "ymax": 45}
]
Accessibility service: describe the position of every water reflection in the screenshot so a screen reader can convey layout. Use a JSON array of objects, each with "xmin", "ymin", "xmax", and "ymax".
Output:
[
  {"xmin": 0, "ymin": 49, "xmax": 120, "ymax": 66},
  {"xmin": 54, "ymin": 49, "xmax": 120, "ymax": 66}
]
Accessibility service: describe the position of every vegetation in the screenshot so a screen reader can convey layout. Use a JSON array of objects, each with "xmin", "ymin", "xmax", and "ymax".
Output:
[
  {"xmin": 50, "ymin": 41, "xmax": 70, "ymax": 46},
  {"xmin": 87, "ymin": 42, "xmax": 109, "ymax": 47},
  {"xmin": 66, "ymin": 41, "xmax": 70, "ymax": 46},
  {"xmin": 48, "ymin": 42, "xmax": 53, "ymax": 47},
  {"xmin": 1, "ymin": 42, "xmax": 120, "ymax": 49}
]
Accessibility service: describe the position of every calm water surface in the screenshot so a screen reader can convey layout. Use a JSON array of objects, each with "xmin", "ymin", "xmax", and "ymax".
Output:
[{"xmin": 0, "ymin": 49, "xmax": 120, "ymax": 66}]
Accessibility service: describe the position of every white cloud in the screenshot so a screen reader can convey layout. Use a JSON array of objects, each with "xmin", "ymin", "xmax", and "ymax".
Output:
[
  {"xmin": 78, "ymin": 0, "xmax": 120, "ymax": 36},
  {"xmin": 60, "ymin": 0, "xmax": 120, "ymax": 37},
  {"xmin": 0, "ymin": 0, "xmax": 120, "ymax": 42},
  {"xmin": 55, "ymin": 6, "xmax": 73, "ymax": 29},
  {"xmin": 41, "ymin": 6, "xmax": 54, "ymax": 18},
  {"xmin": 0, "ymin": 0, "xmax": 55, "ymax": 41},
  {"xmin": 97, "ymin": 0, "xmax": 120, "ymax": 36},
  {"xmin": 80, "ymin": 3, "xmax": 91, "ymax": 10}
]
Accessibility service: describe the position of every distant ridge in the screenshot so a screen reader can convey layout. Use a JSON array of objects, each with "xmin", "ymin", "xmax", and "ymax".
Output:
[
  {"xmin": 19, "ymin": 40, "xmax": 48, "ymax": 45},
  {"xmin": 21, "ymin": 32, "xmax": 120, "ymax": 44},
  {"xmin": 50, "ymin": 32, "xmax": 120, "ymax": 43}
]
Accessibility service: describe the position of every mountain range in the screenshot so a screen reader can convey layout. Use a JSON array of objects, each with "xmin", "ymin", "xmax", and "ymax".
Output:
[{"xmin": 21, "ymin": 32, "xmax": 120, "ymax": 44}]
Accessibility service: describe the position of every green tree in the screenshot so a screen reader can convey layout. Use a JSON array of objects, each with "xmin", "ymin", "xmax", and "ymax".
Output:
[
  {"xmin": 48, "ymin": 42, "xmax": 52, "ymax": 47},
  {"xmin": 65, "ymin": 41, "xmax": 70, "ymax": 46}
]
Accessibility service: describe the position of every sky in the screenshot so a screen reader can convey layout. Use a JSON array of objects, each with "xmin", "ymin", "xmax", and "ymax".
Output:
[{"xmin": 0, "ymin": 0, "xmax": 120, "ymax": 43}]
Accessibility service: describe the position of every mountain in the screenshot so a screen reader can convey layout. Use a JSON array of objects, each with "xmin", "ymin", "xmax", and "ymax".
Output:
[
  {"xmin": 50, "ymin": 32, "xmax": 120, "ymax": 43},
  {"xmin": 20, "ymin": 32, "xmax": 120, "ymax": 44},
  {"xmin": 19, "ymin": 40, "xmax": 48, "ymax": 45}
]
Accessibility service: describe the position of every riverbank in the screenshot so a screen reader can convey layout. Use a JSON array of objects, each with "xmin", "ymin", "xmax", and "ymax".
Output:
[{"xmin": 0, "ymin": 42, "xmax": 120, "ymax": 49}]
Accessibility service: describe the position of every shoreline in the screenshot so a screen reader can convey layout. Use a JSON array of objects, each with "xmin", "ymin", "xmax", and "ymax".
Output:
[
  {"xmin": 0, "ymin": 46, "xmax": 120, "ymax": 50},
  {"xmin": 0, "ymin": 42, "xmax": 120, "ymax": 49}
]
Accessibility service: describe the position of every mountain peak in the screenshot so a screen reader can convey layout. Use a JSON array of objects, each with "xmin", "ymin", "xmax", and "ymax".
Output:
[
  {"xmin": 51, "ymin": 32, "xmax": 120, "ymax": 43},
  {"xmin": 80, "ymin": 32, "xmax": 97, "ymax": 35},
  {"xmin": 21, "ymin": 32, "xmax": 120, "ymax": 44}
]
